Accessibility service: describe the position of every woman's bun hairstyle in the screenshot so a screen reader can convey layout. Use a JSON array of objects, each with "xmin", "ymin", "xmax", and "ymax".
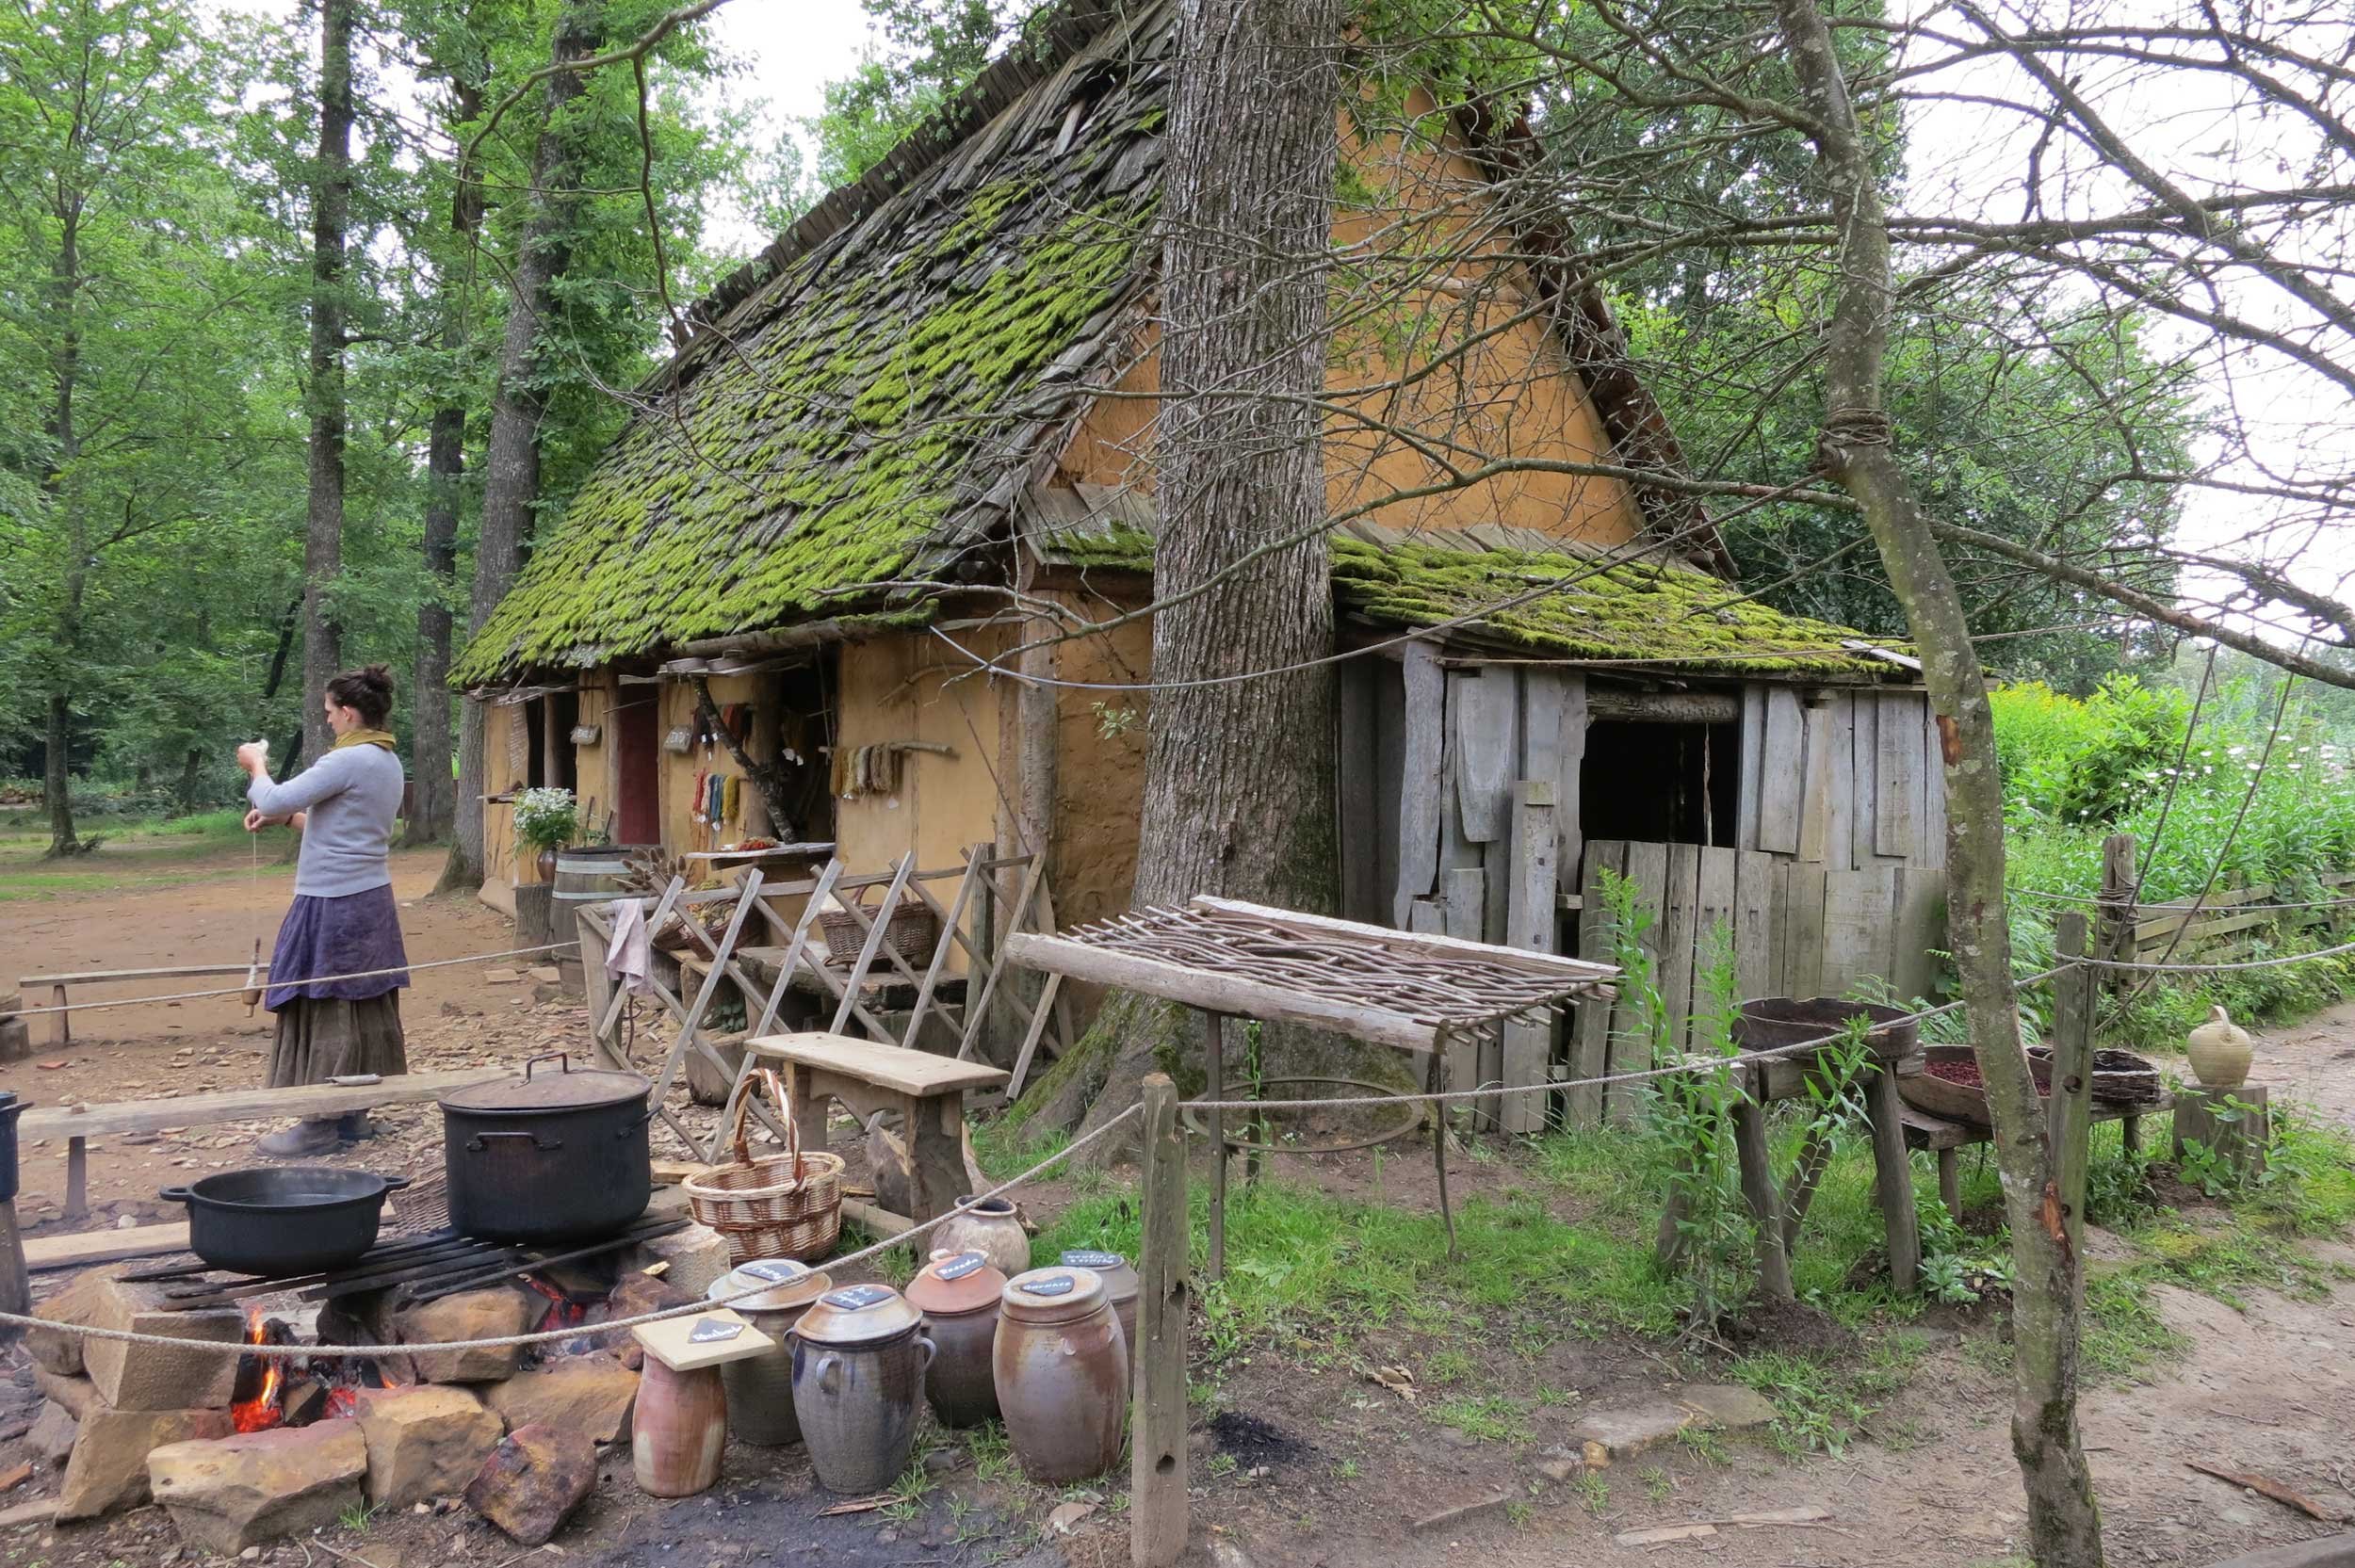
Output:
[{"xmin": 327, "ymin": 665, "xmax": 396, "ymax": 727}]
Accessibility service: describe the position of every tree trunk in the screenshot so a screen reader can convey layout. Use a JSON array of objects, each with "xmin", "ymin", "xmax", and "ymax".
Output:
[
  {"xmin": 41, "ymin": 189, "xmax": 85, "ymax": 859},
  {"xmin": 407, "ymin": 73, "xmax": 486, "ymax": 849},
  {"xmin": 441, "ymin": 3, "xmax": 599, "ymax": 895},
  {"xmin": 301, "ymin": 0, "xmax": 354, "ymax": 761},
  {"xmin": 1771, "ymin": 1, "xmax": 2103, "ymax": 1561},
  {"xmin": 1052, "ymin": 0, "xmax": 1346, "ymax": 1145}
]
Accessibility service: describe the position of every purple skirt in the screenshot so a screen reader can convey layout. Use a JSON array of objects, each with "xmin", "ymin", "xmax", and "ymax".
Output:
[{"xmin": 265, "ymin": 883, "xmax": 410, "ymax": 1010}]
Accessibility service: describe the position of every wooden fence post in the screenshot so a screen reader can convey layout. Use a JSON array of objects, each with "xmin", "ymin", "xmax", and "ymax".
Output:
[
  {"xmin": 2096, "ymin": 832, "xmax": 2136, "ymax": 998},
  {"xmin": 1131, "ymin": 1074, "xmax": 1189, "ymax": 1568},
  {"xmin": 2049, "ymin": 913, "xmax": 2095, "ymax": 1308}
]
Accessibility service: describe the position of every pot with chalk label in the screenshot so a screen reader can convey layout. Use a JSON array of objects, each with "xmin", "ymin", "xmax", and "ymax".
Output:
[
  {"xmin": 790, "ymin": 1283, "xmax": 933, "ymax": 1494},
  {"xmin": 706, "ymin": 1259, "xmax": 831, "ymax": 1446},
  {"xmin": 993, "ymin": 1267, "xmax": 1126, "ymax": 1482},
  {"xmin": 1058, "ymin": 1249, "xmax": 1138, "ymax": 1364},
  {"xmin": 904, "ymin": 1249, "xmax": 1006, "ymax": 1429}
]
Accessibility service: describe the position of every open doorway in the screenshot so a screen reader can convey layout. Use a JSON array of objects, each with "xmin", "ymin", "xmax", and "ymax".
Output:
[{"xmin": 1578, "ymin": 718, "xmax": 1739, "ymax": 847}]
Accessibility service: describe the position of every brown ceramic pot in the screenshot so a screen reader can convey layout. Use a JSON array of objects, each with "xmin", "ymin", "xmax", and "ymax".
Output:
[
  {"xmin": 994, "ymin": 1267, "xmax": 1127, "ymax": 1483},
  {"xmin": 791, "ymin": 1284, "xmax": 934, "ymax": 1495},
  {"xmin": 934, "ymin": 1195, "xmax": 1030, "ymax": 1278},
  {"xmin": 905, "ymin": 1249, "xmax": 1006, "ymax": 1429},
  {"xmin": 633, "ymin": 1359, "xmax": 728, "ymax": 1497},
  {"xmin": 1059, "ymin": 1249, "xmax": 1138, "ymax": 1366},
  {"xmin": 707, "ymin": 1259, "xmax": 831, "ymax": 1446}
]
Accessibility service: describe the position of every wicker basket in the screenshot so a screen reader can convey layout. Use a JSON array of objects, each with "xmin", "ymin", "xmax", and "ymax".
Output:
[
  {"xmin": 682, "ymin": 1069, "xmax": 845, "ymax": 1264},
  {"xmin": 819, "ymin": 892, "xmax": 937, "ymax": 968}
]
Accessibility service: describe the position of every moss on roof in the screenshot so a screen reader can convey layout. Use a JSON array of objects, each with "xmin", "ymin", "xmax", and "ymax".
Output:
[
  {"xmin": 451, "ymin": 14, "xmax": 1172, "ymax": 683},
  {"xmin": 1331, "ymin": 538, "xmax": 1894, "ymax": 674}
]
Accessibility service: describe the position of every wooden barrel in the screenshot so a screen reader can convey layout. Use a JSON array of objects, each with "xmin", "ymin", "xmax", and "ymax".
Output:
[{"xmin": 554, "ymin": 847, "xmax": 642, "ymax": 949}]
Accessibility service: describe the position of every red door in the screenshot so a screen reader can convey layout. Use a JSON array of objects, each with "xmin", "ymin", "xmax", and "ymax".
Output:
[{"xmin": 614, "ymin": 694, "xmax": 661, "ymax": 847}]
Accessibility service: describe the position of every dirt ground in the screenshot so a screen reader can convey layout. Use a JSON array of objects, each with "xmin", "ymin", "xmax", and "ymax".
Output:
[{"xmin": 2, "ymin": 835, "xmax": 2352, "ymax": 1568}]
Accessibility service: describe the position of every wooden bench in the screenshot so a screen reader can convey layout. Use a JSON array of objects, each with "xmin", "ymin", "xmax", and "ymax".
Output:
[
  {"xmin": 20, "ymin": 1069, "xmax": 504, "ymax": 1220},
  {"xmin": 19, "ymin": 964, "xmax": 264, "ymax": 1048},
  {"xmin": 1900, "ymin": 1094, "xmax": 2168, "ymax": 1218},
  {"xmin": 745, "ymin": 1033, "xmax": 1008, "ymax": 1231}
]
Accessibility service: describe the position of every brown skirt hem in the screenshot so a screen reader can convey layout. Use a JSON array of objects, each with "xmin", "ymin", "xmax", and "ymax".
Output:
[{"xmin": 268, "ymin": 993, "xmax": 408, "ymax": 1089}]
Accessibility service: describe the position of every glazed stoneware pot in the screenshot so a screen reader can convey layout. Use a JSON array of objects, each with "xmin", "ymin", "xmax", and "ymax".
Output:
[
  {"xmin": 934, "ymin": 1195, "xmax": 1030, "ymax": 1278},
  {"xmin": 707, "ymin": 1259, "xmax": 832, "ymax": 1446},
  {"xmin": 993, "ymin": 1267, "xmax": 1126, "ymax": 1483},
  {"xmin": 2185, "ymin": 1005, "xmax": 2254, "ymax": 1091},
  {"xmin": 904, "ymin": 1249, "xmax": 1006, "ymax": 1428},
  {"xmin": 1058, "ymin": 1249, "xmax": 1138, "ymax": 1364},
  {"xmin": 790, "ymin": 1284, "xmax": 934, "ymax": 1494}
]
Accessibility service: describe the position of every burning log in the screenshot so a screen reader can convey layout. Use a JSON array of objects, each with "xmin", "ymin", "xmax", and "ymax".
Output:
[{"xmin": 230, "ymin": 1314, "xmax": 297, "ymax": 1434}]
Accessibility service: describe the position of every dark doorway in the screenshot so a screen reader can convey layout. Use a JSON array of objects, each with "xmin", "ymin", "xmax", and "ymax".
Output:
[
  {"xmin": 1579, "ymin": 719, "xmax": 1739, "ymax": 847},
  {"xmin": 613, "ymin": 690, "xmax": 662, "ymax": 846}
]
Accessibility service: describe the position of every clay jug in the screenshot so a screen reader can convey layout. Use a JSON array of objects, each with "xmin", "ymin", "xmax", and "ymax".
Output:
[
  {"xmin": 633, "ymin": 1359, "xmax": 728, "ymax": 1497},
  {"xmin": 790, "ymin": 1284, "xmax": 934, "ymax": 1494},
  {"xmin": 707, "ymin": 1259, "xmax": 831, "ymax": 1446},
  {"xmin": 904, "ymin": 1249, "xmax": 1006, "ymax": 1428},
  {"xmin": 1059, "ymin": 1249, "xmax": 1138, "ymax": 1363},
  {"xmin": 2185, "ymin": 1005, "xmax": 2254, "ymax": 1090},
  {"xmin": 934, "ymin": 1195, "xmax": 1030, "ymax": 1277},
  {"xmin": 993, "ymin": 1267, "xmax": 1127, "ymax": 1483}
]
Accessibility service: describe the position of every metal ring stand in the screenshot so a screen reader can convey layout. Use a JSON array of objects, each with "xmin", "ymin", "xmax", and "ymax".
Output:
[{"xmin": 1178, "ymin": 1076, "xmax": 1424, "ymax": 1155}]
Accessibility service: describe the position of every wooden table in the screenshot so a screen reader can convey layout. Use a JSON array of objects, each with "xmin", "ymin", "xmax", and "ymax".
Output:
[
  {"xmin": 744, "ymin": 1033, "xmax": 1007, "ymax": 1230},
  {"xmin": 1900, "ymin": 1095, "xmax": 2168, "ymax": 1218}
]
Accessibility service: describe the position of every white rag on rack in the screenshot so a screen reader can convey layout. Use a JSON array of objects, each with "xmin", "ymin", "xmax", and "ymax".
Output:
[{"xmin": 604, "ymin": 897, "xmax": 654, "ymax": 996}]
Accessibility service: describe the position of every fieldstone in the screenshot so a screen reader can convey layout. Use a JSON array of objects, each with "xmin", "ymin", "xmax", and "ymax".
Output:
[
  {"xmin": 33, "ymin": 1367, "xmax": 99, "ymax": 1416},
  {"xmin": 0, "ymin": 1014, "xmax": 28, "ymax": 1063},
  {"xmin": 385, "ymin": 1288, "xmax": 538, "ymax": 1384},
  {"xmin": 147, "ymin": 1419, "xmax": 368, "ymax": 1554},
  {"xmin": 79, "ymin": 1273, "xmax": 243, "ymax": 1411},
  {"xmin": 57, "ymin": 1405, "xmax": 235, "ymax": 1520},
  {"xmin": 482, "ymin": 1356, "xmax": 639, "ymax": 1444},
  {"xmin": 625, "ymin": 1224, "xmax": 733, "ymax": 1297},
  {"xmin": 349, "ymin": 1386, "xmax": 503, "ymax": 1509},
  {"xmin": 27, "ymin": 1401, "xmax": 77, "ymax": 1467},
  {"xmin": 1676, "ymin": 1383, "xmax": 1779, "ymax": 1431},
  {"xmin": 1569, "ymin": 1384, "xmax": 1779, "ymax": 1463},
  {"xmin": 464, "ymin": 1424, "xmax": 596, "ymax": 1545},
  {"xmin": 604, "ymin": 1271, "xmax": 697, "ymax": 1322},
  {"xmin": 28, "ymin": 1266, "xmax": 125, "ymax": 1376}
]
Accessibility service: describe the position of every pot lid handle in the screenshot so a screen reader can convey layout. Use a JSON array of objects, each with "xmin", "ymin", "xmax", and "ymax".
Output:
[{"xmin": 524, "ymin": 1052, "xmax": 570, "ymax": 1080}]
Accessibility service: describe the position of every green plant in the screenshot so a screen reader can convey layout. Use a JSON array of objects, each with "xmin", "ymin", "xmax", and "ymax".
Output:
[
  {"xmin": 1639, "ymin": 1464, "xmax": 1672, "ymax": 1501},
  {"xmin": 1433, "ymin": 1395, "xmax": 1528, "ymax": 1444},
  {"xmin": 512, "ymin": 785, "xmax": 579, "ymax": 850},
  {"xmin": 1573, "ymin": 1470, "xmax": 1610, "ymax": 1514}
]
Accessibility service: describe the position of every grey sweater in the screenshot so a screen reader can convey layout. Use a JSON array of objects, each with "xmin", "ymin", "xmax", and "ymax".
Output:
[{"xmin": 247, "ymin": 745, "xmax": 406, "ymax": 897}]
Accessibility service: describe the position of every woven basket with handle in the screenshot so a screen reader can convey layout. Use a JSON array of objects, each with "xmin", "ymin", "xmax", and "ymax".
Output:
[
  {"xmin": 682, "ymin": 1069, "xmax": 845, "ymax": 1264},
  {"xmin": 819, "ymin": 891, "xmax": 936, "ymax": 968}
]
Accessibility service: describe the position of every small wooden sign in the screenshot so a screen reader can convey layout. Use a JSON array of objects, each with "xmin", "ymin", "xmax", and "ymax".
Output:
[{"xmin": 632, "ymin": 1309, "xmax": 775, "ymax": 1372}]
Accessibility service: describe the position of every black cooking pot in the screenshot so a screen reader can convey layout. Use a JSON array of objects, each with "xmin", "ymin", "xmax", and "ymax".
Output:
[
  {"xmin": 438, "ymin": 1052, "xmax": 652, "ymax": 1243},
  {"xmin": 0, "ymin": 1092, "xmax": 27, "ymax": 1204},
  {"xmin": 160, "ymin": 1167, "xmax": 409, "ymax": 1277}
]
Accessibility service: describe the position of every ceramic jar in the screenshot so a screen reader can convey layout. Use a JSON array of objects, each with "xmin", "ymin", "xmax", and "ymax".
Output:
[
  {"xmin": 790, "ymin": 1284, "xmax": 934, "ymax": 1495},
  {"xmin": 633, "ymin": 1359, "xmax": 728, "ymax": 1497},
  {"xmin": 707, "ymin": 1259, "xmax": 832, "ymax": 1446},
  {"xmin": 934, "ymin": 1195, "xmax": 1030, "ymax": 1278},
  {"xmin": 2185, "ymin": 1005, "xmax": 2254, "ymax": 1090},
  {"xmin": 904, "ymin": 1249, "xmax": 1006, "ymax": 1429},
  {"xmin": 1058, "ymin": 1249, "xmax": 1138, "ymax": 1363},
  {"xmin": 994, "ymin": 1267, "xmax": 1127, "ymax": 1483}
]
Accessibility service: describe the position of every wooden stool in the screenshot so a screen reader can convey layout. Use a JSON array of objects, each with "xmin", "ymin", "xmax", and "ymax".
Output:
[
  {"xmin": 745, "ymin": 1033, "xmax": 1009, "ymax": 1228},
  {"xmin": 631, "ymin": 1310, "xmax": 776, "ymax": 1498}
]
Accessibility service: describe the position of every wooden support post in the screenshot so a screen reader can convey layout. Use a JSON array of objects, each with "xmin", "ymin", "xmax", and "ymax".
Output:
[
  {"xmin": 65, "ymin": 1137, "xmax": 87, "ymax": 1221},
  {"xmin": 2171, "ymin": 1083, "xmax": 2270, "ymax": 1183},
  {"xmin": 1130, "ymin": 1074, "xmax": 1189, "ymax": 1568},
  {"xmin": 1937, "ymin": 1147, "xmax": 1962, "ymax": 1220},
  {"xmin": 1502, "ymin": 782, "xmax": 1558, "ymax": 1136},
  {"xmin": 1204, "ymin": 1011, "xmax": 1226, "ymax": 1282},
  {"xmin": 48, "ymin": 983, "xmax": 68, "ymax": 1049},
  {"xmin": 1864, "ymin": 1063, "xmax": 1920, "ymax": 1294},
  {"xmin": 2050, "ymin": 913, "xmax": 2095, "ymax": 1304},
  {"xmin": 0, "ymin": 1199, "xmax": 28, "ymax": 1322},
  {"xmin": 1731, "ymin": 1070, "xmax": 1794, "ymax": 1301},
  {"xmin": 2097, "ymin": 832, "xmax": 2136, "ymax": 1001}
]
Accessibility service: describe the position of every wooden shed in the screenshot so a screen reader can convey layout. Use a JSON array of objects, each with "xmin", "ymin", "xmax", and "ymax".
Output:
[{"xmin": 452, "ymin": 0, "xmax": 1945, "ymax": 1100}]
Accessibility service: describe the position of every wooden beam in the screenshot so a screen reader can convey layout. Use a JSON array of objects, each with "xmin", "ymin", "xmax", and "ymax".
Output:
[
  {"xmin": 1586, "ymin": 689, "xmax": 1741, "ymax": 724},
  {"xmin": 1001, "ymin": 933, "xmax": 1439, "ymax": 1056},
  {"xmin": 1189, "ymin": 897, "xmax": 1615, "ymax": 984},
  {"xmin": 20, "ymin": 1069, "xmax": 506, "ymax": 1142},
  {"xmin": 25, "ymin": 1221, "xmax": 192, "ymax": 1272},
  {"xmin": 1394, "ymin": 641, "xmax": 1446, "ymax": 926}
]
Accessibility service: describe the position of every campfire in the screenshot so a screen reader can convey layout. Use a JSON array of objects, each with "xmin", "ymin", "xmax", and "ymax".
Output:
[{"xmin": 230, "ymin": 1306, "xmax": 390, "ymax": 1433}]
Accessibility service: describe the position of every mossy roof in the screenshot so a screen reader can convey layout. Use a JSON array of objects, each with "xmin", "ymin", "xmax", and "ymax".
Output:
[{"xmin": 452, "ymin": 3, "xmax": 1177, "ymax": 682}]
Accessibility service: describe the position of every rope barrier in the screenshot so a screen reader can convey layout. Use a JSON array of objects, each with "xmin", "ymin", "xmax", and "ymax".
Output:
[
  {"xmin": 0, "ymin": 1107, "xmax": 1145, "ymax": 1360},
  {"xmin": 8, "ymin": 943, "xmax": 581, "ymax": 1019},
  {"xmin": 2080, "ymin": 938, "xmax": 2355, "ymax": 974}
]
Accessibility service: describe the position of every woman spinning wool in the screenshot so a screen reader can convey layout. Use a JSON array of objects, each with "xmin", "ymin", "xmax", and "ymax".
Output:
[{"xmin": 236, "ymin": 666, "xmax": 410, "ymax": 1157}]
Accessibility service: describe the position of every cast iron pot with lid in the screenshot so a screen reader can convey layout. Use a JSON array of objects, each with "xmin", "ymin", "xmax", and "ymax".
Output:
[
  {"xmin": 161, "ymin": 1167, "xmax": 409, "ymax": 1276},
  {"xmin": 437, "ymin": 1052, "xmax": 652, "ymax": 1242}
]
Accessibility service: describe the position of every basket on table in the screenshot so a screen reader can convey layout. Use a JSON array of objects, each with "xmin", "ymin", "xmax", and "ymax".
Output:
[
  {"xmin": 819, "ymin": 890, "xmax": 937, "ymax": 968},
  {"xmin": 682, "ymin": 1069, "xmax": 845, "ymax": 1264}
]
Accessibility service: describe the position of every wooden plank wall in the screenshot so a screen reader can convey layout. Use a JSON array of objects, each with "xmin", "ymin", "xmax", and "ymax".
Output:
[
  {"xmin": 1581, "ymin": 839, "xmax": 1944, "ymax": 1079},
  {"xmin": 1736, "ymin": 685, "xmax": 1942, "ymax": 870}
]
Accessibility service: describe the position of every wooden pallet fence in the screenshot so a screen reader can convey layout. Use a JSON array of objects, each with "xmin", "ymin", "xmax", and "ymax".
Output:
[{"xmin": 2122, "ymin": 871, "xmax": 2355, "ymax": 966}]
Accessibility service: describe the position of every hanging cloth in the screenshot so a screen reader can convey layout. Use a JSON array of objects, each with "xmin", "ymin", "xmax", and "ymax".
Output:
[{"xmin": 604, "ymin": 897, "xmax": 654, "ymax": 996}]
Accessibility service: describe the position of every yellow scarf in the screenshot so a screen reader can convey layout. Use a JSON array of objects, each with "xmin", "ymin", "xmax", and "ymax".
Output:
[{"xmin": 333, "ymin": 728, "xmax": 398, "ymax": 752}]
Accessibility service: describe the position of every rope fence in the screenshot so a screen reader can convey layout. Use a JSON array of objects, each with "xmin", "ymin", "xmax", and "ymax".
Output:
[{"xmin": 8, "ymin": 942, "xmax": 581, "ymax": 1019}]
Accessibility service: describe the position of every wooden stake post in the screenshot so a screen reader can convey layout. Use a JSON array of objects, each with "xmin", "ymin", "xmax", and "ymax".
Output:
[
  {"xmin": 2049, "ymin": 913, "xmax": 2096, "ymax": 1305},
  {"xmin": 1131, "ymin": 1074, "xmax": 1189, "ymax": 1568}
]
